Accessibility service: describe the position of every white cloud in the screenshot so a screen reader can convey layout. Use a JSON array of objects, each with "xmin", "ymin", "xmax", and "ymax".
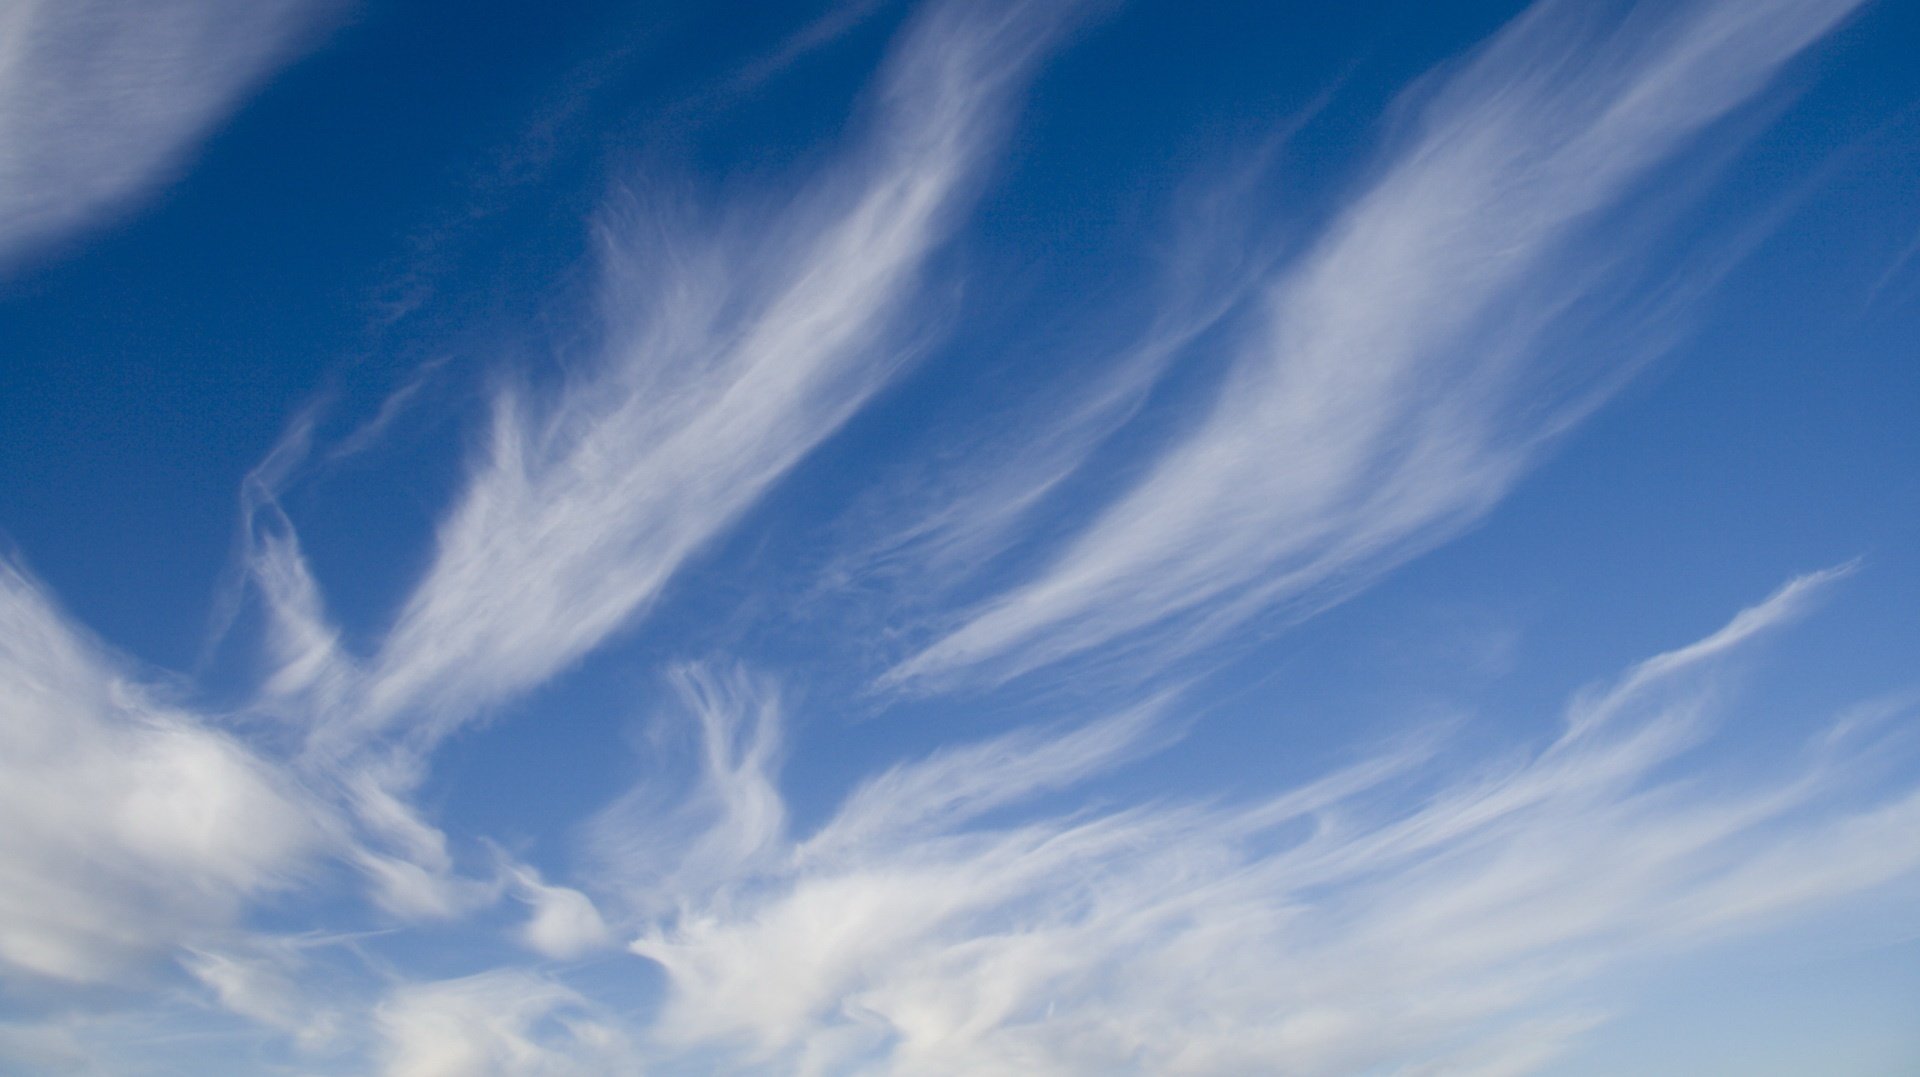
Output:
[
  {"xmin": 797, "ymin": 691, "xmax": 1177, "ymax": 865},
  {"xmin": 214, "ymin": 0, "xmax": 1095, "ymax": 900},
  {"xmin": 890, "ymin": 0, "xmax": 1871, "ymax": 688},
  {"xmin": 508, "ymin": 867, "xmax": 612, "ymax": 961},
  {"xmin": 200, "ymin": 0, "xmax": 1095, "ymax": 953},
  {"xmin": 301, "ymin": 0, "xmax": 1088, "ymax": 759},
  {"xmin": 584, "ymin": 665, "xmax": 790, "ymax": 920},
  {"xmin": 373, "ymin": 971, "xmax": 633, "ymax": 1077},
  {"xmin": 817, "ymin": 103, "xmax": 1330, "ymax": 627},
  {"xmin": 611, "ymin": 568, "xmax": 1920, "ymax": 1073},
  {"xmin": 181, "ymin": 940, "xmax": 340, "ymax": 1049},
  {"xmin": 0, "ymin": 2, "xmax": 1906, "ymax": 1073},
  {"xmin": 0, "ymin": 561, "xmax": 329, "ymax": 983},
  {"xmin": 0, "ymin": 0, "xmax": 332, "ymax": 268}
]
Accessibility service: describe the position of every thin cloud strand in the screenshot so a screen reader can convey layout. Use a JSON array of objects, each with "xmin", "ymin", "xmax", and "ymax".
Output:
[{"xmin": 892, "ymin": 0, "xmax": 1869, "ymax": 687}]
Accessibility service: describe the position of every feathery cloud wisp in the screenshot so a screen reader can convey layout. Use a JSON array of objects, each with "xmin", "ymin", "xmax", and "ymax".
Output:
[
  {"xmin": 373, "ymin": 970, "xmax": 632, "ymax": 1077},
  {"xmin": 0, "ymin": 0, "xmax": 331, "ymax": 269},
  {"xmin": 613, "ymin": 568, "xmax": 1920, "ymax": 1073},
  {"xmin": 891, "ymin": 0, "xmax": 1870, "ymax": 688},
  {"xmin": 1, "ymin": 0, "xmax": 1911, "ymax": 1072},
  {"xmin": 288, "ymin": 0, "xmax": 1088, "ymax": 757},
  {"xmin": 0, "ymin": 561, "xmax": 329, "ymax": 983}
]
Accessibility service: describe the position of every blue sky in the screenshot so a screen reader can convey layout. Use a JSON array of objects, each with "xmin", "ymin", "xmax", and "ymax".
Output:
[{"xmin": 2, "ymin": 0, "xmax": 1919, "ymax": 1072}]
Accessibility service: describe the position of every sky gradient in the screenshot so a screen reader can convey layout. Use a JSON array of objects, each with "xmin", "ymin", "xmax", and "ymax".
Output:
[{"xmin": 2, "ymin": 0, "xmax": 1919, "ymax": 1073}]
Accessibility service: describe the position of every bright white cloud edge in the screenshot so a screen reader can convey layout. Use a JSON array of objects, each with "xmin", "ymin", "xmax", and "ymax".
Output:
[{"xmin": 888, "ymin": 0, "xmax": 1871, "ymax": 690}]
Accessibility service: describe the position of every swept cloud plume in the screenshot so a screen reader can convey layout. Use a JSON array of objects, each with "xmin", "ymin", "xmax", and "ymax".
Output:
[
  {"xmin": 373, "ymin": 971, "xmax": 633, "ymax": 1077},
  {"xmin": 2, "ymin": 0, "xmax": 1913, "ymax": 1071},
  {"xmin": 0, "ymin": 561, "xmax": 329, "ymax": 983},
  {"xmin": 181, "ymin": 939, "xmax": 343, "ymax": 1049},
  {"xmin": 616, "ymin": 569, "xmax": 1920, "ymax": 1073},
  {"xmin": 303, "ymin": 0, "xmax": 1086, "ymax": 754},
  {"xmin": 0, "ymin": 0, "xmax": 332, "ymax": 268},
  {"xmin": 893, "ymin": 0, "xmax": 1871, "ymax": 687},
  {"xmin": 195, "ymin": 0, "xmax": 1095, "ymax": 963},
  {"xmin": 583, "ymin": 664, "xmax": 791, "ymax": 919}
]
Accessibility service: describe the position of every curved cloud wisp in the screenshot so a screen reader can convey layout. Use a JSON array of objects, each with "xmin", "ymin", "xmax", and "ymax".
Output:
[
  {"xmin": 892, "ymin": 0, "xmax": 1870, "ymax": 688},
  {"xmin": 0, "ymin": 1, "xmax": 1910, "ymax": 1073},
  {"xmin": 615, "ymin": 569, "xmax": 1920, "ymax": 1074},
  {"xmin": 0, "ymin": 562, "xmax": 329, "ymax": 984}
]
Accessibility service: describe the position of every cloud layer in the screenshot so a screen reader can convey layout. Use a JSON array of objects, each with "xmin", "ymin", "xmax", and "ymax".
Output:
[
  {"xmin": 607, "ymin": 568, "xmax": 1920, "ymax": 1074},
  {"xmin": 0, "ymin": 0, "xmax": 1912, "ymax": 1074},
  {"xmin": 0, "ymin": 562, "xmax": 327, "ymax": 984}
]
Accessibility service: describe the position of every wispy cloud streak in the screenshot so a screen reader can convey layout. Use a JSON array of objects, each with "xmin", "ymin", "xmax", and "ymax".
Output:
[
  {"xmin": 373, "ymin": 971, "xmax": 632, "ymax": 1077},
  {"xmin": 892, "ymin": 0, "xmax": 1870, "ymax": 687},
  {"xmin": 0, "ymin": 1, "xmax": 1908, "ymax": 1072},
  {"xmin": 0, "ymin": 0, "xmax": 331, "ymax": 269},
  {"xmin": 611, "ymin": 568, "xmax": 1920, "ymax": 1073},
  {"xmin": 291, "ymin": 0, "xmax": 1086, "ymax": 757},
  {"xmin": 0, "ymin": 560, "xmax": 330, "ymax": 983}
]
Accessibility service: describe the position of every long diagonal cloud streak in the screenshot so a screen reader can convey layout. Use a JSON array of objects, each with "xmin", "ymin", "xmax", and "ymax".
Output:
[
  {"xmin": 296, "ymin": 0, "xmax": 1085, "ymax": 756},
  {"xmin": 891, "ymin": 0, "xmax": 1869, "ymax": 687}
]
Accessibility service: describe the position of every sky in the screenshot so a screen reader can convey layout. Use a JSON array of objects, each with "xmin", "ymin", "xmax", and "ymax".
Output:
[{"xmin": 1, "ymin": 0, "xmax": 1918, "ymax": 1073}]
